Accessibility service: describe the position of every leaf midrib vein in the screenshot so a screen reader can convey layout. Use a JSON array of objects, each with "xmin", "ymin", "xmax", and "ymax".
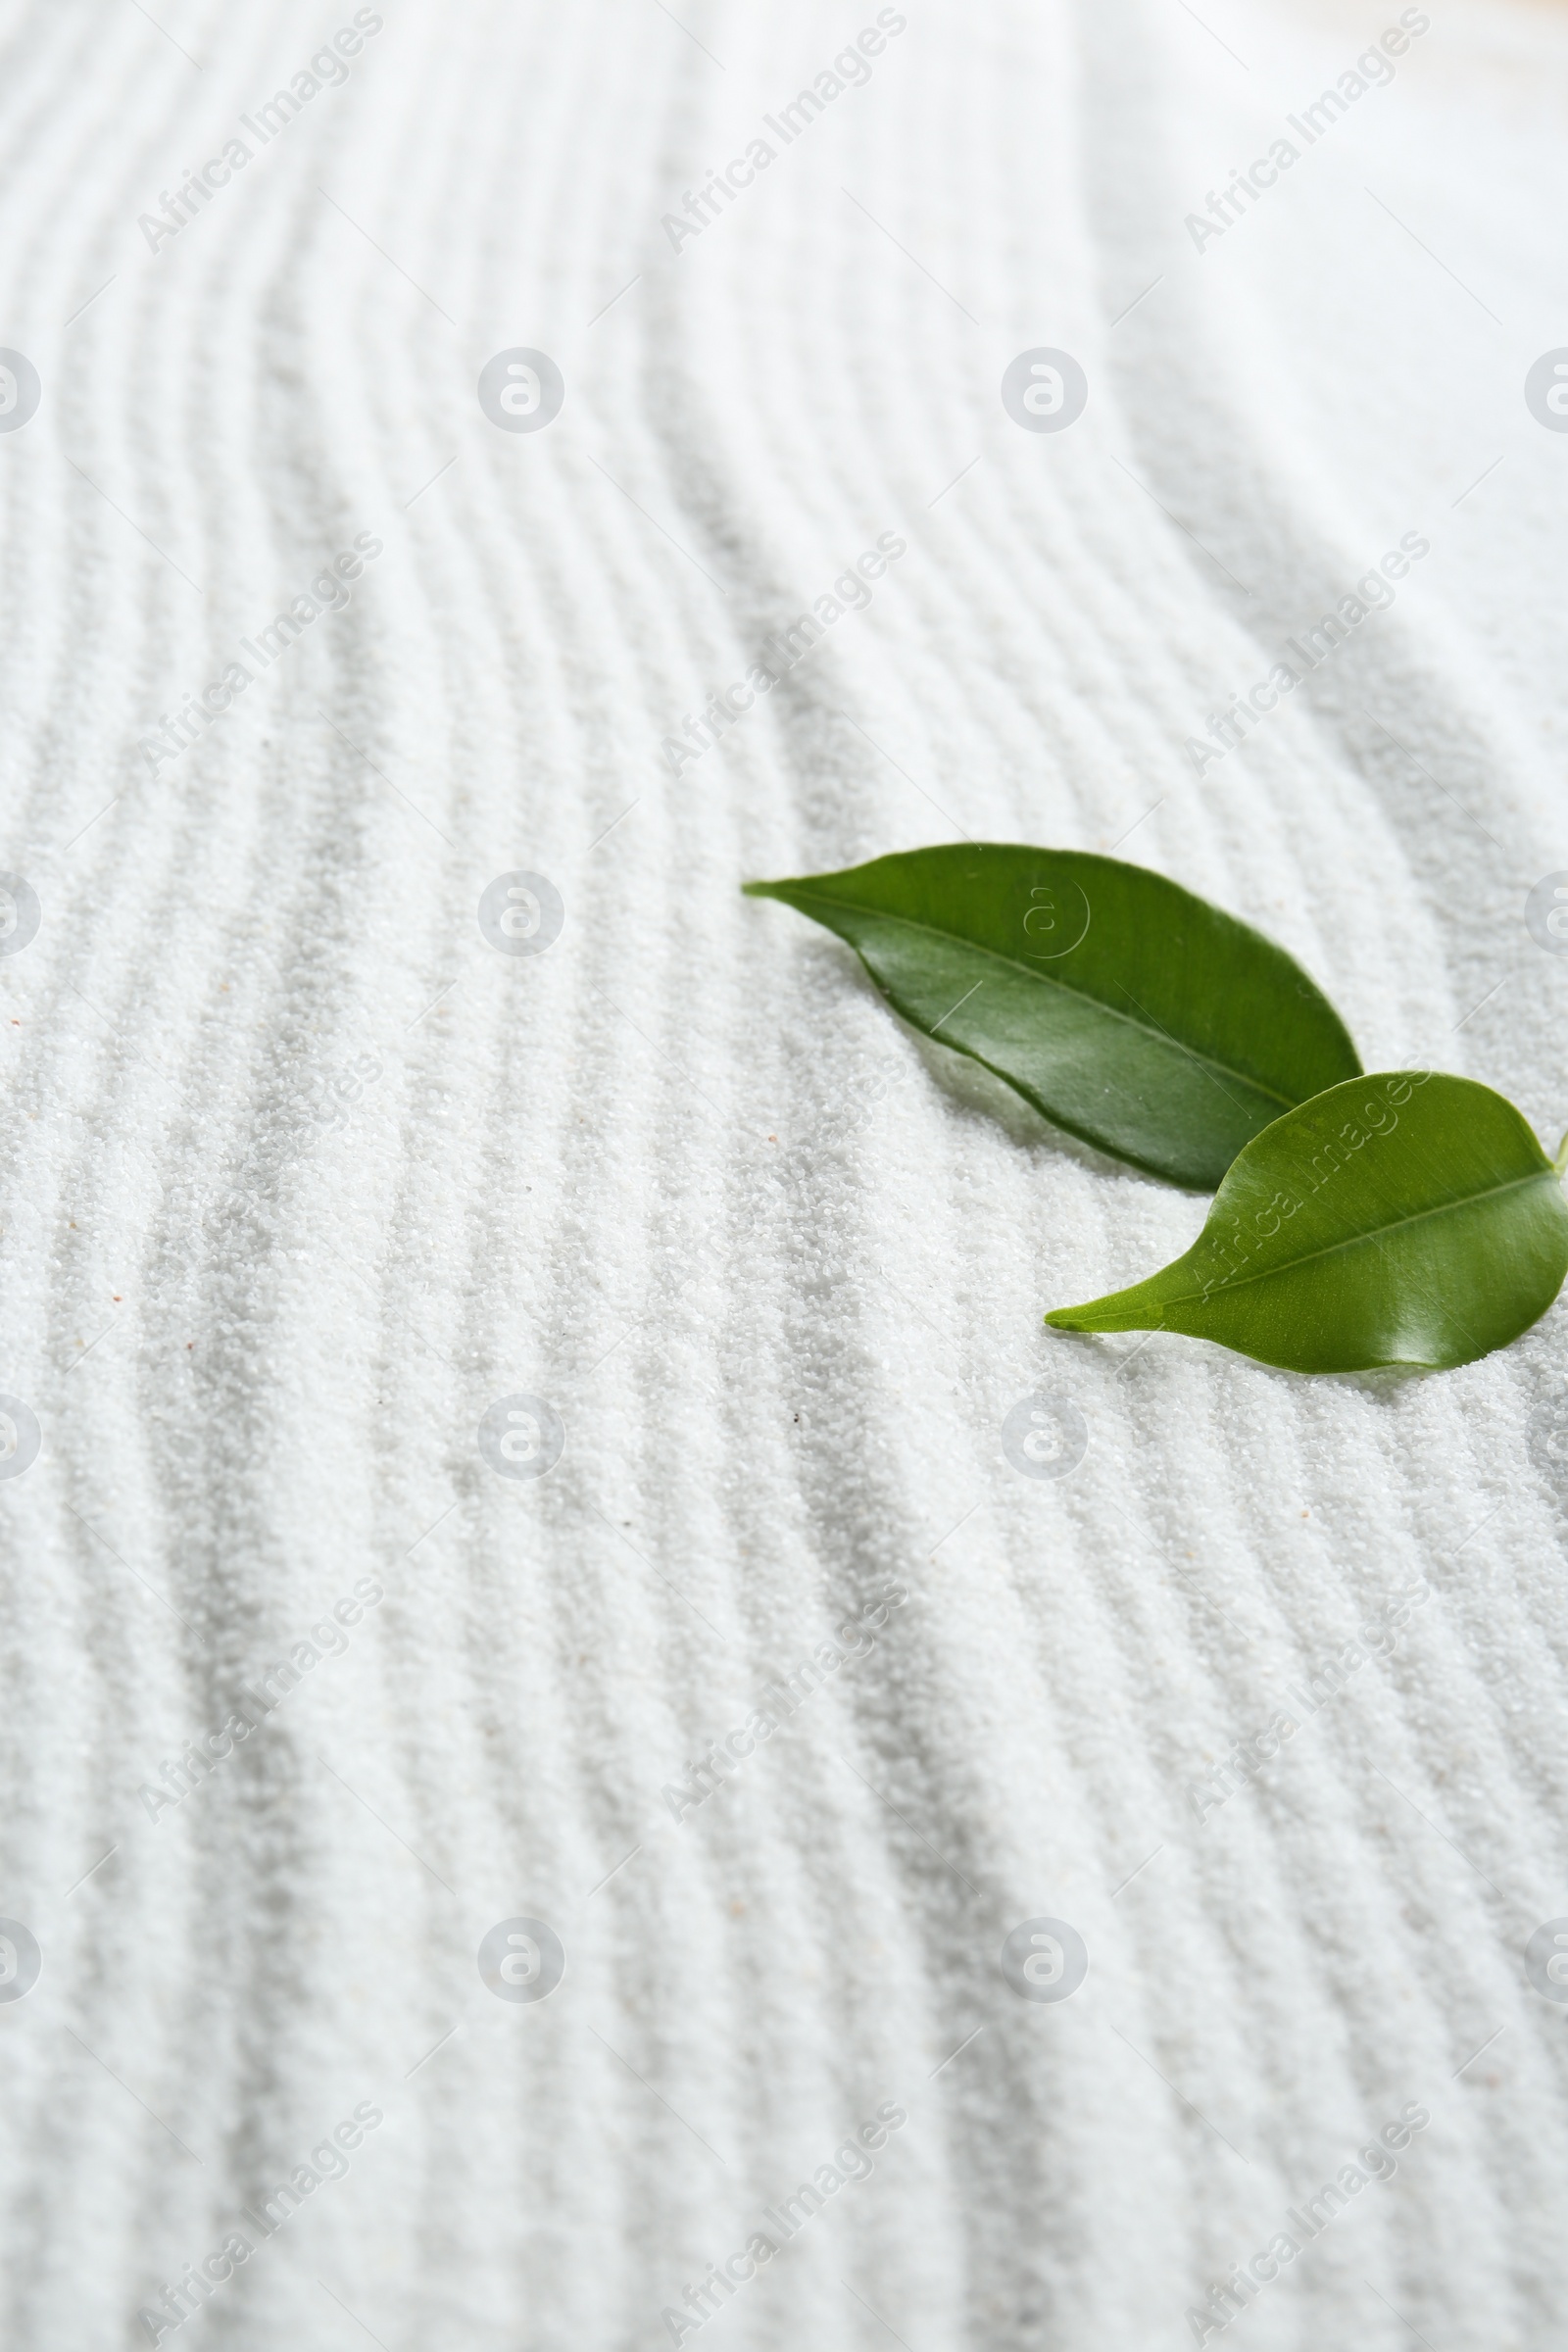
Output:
[
  {"xmin": 777, "ymin": 888, "xmax": 1297, "ymax": 1110},
  {"xmin": 1173, "ymin": 1167, "xmax": 1557, "ymax": 1304}
]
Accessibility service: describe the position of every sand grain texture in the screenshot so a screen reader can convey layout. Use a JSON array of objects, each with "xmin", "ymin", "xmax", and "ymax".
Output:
[{"xmin": 0, "ymin": 1, "xmax": 1566, "ymax": 2346}]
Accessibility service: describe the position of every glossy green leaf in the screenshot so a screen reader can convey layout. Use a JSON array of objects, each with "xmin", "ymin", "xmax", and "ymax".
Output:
[
  {"xmin": 1047, "ymin": 1072, "xmax": 1568, "ymax": 1372},
  {"xmin": 744, "ymin": 845, "xmax": 1359, "ymax": 1190}
]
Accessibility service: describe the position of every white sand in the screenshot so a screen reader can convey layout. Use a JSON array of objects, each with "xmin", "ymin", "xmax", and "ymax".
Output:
[{"xmin": 1, "ymin": 0, "xmax": 1566, "ymax": 2344}]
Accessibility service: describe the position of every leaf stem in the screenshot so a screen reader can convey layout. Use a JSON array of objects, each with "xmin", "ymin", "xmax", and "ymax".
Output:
[{"xmin": 1555, "ymin": 1128, "xmax": 1568, "ymax": 1179}]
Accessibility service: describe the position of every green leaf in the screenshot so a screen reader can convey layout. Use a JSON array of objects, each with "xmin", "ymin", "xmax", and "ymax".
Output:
[
  {"xmin": 1047, "ymin": 1072, "xmax": 1568, "ymax": 1373},
  {"xmin": 743, "ymin": 845, "xmax": 1359, "ymax": 1190}
]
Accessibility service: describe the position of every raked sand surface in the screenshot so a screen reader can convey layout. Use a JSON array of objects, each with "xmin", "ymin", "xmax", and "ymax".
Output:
[{"xmin": 2, "ymin": 0, "xmax": 1568, "ymax": 2345}]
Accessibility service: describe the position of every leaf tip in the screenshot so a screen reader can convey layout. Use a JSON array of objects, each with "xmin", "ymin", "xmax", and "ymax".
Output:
[{"xmin": 1045, "ymin": 1289, "xmax": 1157, "ymax": 1336}]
